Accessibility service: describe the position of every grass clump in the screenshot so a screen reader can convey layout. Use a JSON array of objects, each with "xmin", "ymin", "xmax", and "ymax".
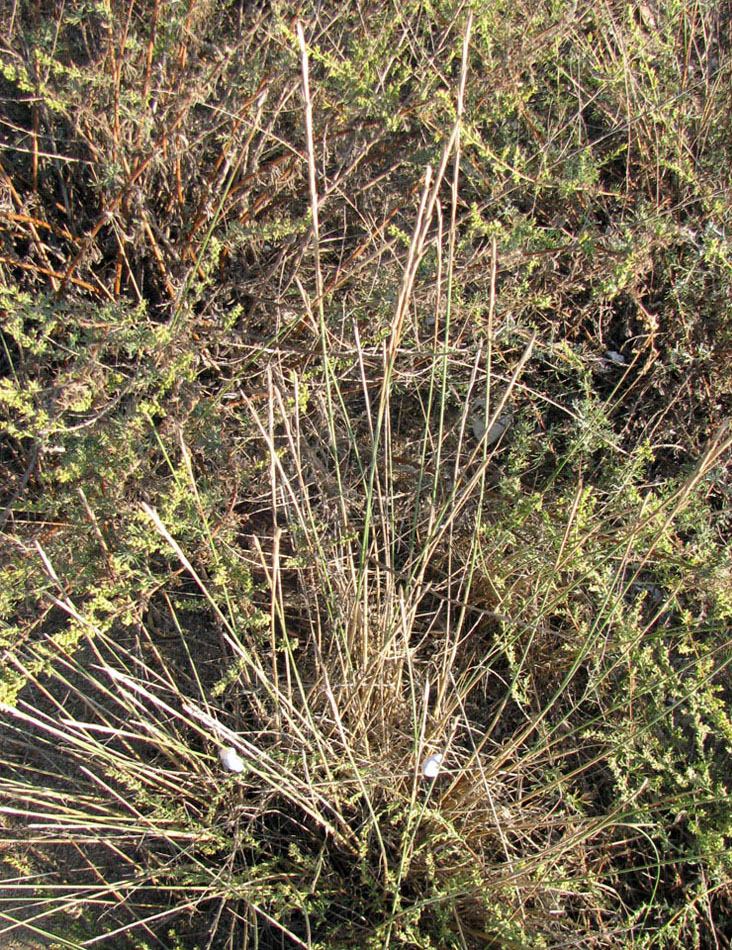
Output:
[{"xmin": 1, "ymin": 1, "xmax": 732, "ymax": 948}]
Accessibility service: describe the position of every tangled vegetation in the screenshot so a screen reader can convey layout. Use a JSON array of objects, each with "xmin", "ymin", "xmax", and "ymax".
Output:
[{"xmin": 1, "ymin": 1, "xmax": 732, "ymax": 948}]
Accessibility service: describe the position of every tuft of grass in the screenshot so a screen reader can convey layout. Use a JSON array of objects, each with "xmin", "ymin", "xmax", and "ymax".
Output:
[{"xmin": 1, "ymin": 2, "xmax": 732, "ymax": 948}]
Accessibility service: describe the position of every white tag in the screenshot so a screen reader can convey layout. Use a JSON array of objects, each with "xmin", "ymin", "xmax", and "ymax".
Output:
[
  {"xmin": 421, "ymin": 753, "xmax": 443, "ymax": 778},
  {"xmin": 219, "ymin": 746, "xmax": 245, "ymax": 773}
]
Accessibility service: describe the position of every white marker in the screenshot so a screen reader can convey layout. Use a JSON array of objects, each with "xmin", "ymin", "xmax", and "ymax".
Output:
[
  {"xmin": 421, "ymin": 753, "xmax": 443, "ymax": 779},
  {"xmin": 219, "ymin": 746, "xmax": 245, "ymax": 773}
]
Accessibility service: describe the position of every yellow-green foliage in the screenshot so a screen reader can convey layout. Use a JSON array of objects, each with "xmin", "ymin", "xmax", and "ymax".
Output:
[{"xmin": 1, "ymin": 1, "xmax": 731, "ymax": 948}]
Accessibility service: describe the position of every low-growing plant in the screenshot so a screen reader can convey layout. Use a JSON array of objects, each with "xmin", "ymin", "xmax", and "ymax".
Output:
[{"xmin": 1, "ymin": 2, "xmax": 731, "ymax": 949}]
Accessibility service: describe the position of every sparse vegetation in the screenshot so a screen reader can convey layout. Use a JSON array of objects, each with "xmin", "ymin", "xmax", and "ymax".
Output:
[{"xmin": 1, "ymin": 1, "xmax": 732, "ymax": 948}]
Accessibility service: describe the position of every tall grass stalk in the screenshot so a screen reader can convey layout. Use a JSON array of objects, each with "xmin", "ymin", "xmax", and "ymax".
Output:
[{"xmin": 2, "ymin": 1, "xmax": 732, "ymax": 947}]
